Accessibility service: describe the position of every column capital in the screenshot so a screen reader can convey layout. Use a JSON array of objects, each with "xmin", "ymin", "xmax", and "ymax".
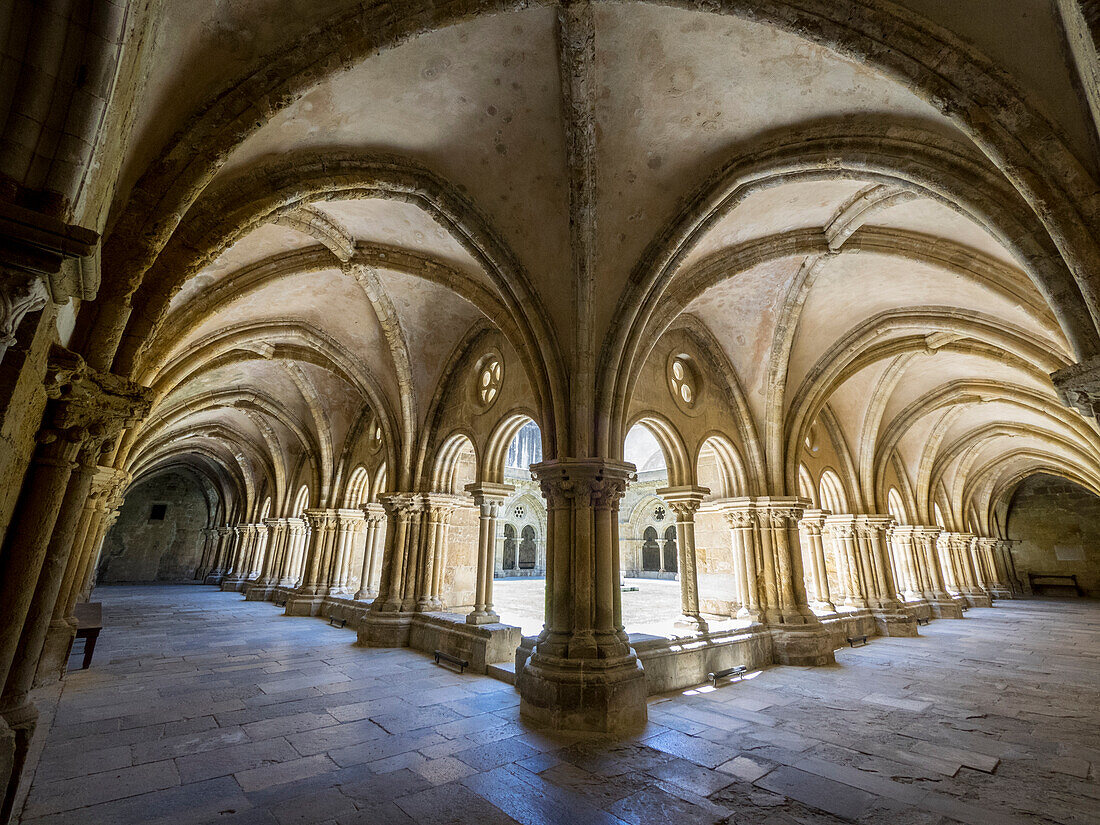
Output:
[
  {"xmin": 530, "ymin": 458, "xmax": 633, "ymax": 508},
  {"xmin": 303, "ymin": 508, "xmax": 340, "ymax": 531},
  {"xmin": 421, "ymin": 492, "xmax": 465, "ymax": 520},
  {"xmin": 463, "ymin": 482, "xmax": 514, "ymax": 509},
  {"xmin": 655, "ymin": 485, "xmax": 709, "ymax": 517},
  {"xmin": 823, "ymin": 513, "xmax": 857, "ymax": 537},
  {"xmin": 262, "ymin": 518, "xmax": 284, "ymax": 530},
  {"xmin": 334, "ymin": 508, "xmax": 367, "ymax": 527},
  {"xmin": 755, "ymin": 497, "xmax": 811, "ymax": 526},
  {"xmin": 378, "ymin": 492, "xmax": 424, "ymax": 519},
  {"xmin": 360, "ymin": 502, "xmax": 386, "ymax": 523},
  {"xmin": 798, "ymin": 509, "xmax": 829, "ymax": 530}
]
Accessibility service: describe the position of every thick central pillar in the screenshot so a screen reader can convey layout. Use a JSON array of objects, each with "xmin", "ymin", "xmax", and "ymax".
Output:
[
  {"xmin": 516, "ymin": 459, "xmax": 647, "ymax": 733},
  {"xmin": 656, "ymin": 486, "xmax": 709, "ymax": 632}
]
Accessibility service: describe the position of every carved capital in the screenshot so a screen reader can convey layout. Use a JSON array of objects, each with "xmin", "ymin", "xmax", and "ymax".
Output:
[
  {"xmin": 530, "ymin": 458, "xmax": 633, "ymax": 510},
  {"xmin": 656, "ymin": 485, "xmax": 708, "ymax": 520},
  {"xmin": 41, "ymin": 345, "xmax": 153, "ymax": 460},
  {"xmin": 1052, "ymin": 357, "xmax": 1100, "ymax": 421},
  {"xmin": 303, "ymin": 508, "xmax": 340, "ymax": 532},
  {"xmin": 378, "ymin": 493, "xmax": 423, "ymax": 521}
]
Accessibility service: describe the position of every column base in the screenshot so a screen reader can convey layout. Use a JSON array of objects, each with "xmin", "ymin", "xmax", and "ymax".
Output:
[
  {"xmin": 964, "ymin": 591, "xmax": 993, "ymax": 608},
  {"xmin": 33, "ymin": 618, "xmax": 77, "ymax": 688},
  {"xmin": 466, "ymin": 609, "xmax": 500, "ymax": 625},
  {"xmin": 871, "ymin": 610, "xmax": 918, "ymax": 637},
  {"xmin": 928, "ymin": 598, "xmax": 964, "ymax": 619},
  {"xmin": 203, "ymin": 573, "xmax": 225, "ymax": 585},
  {"xmin": 220, "ymin": 577, "xmax": 248, "ymax": 592},
  {"xmin": 988, "ymin": 586, "xmax": 1012, "ymax": 599},
  {"xmin": 243, "ymin": 584, "xmax": 276, "ymax": 601},
  {"xmin": 516, "ymin": 651, "xmax": 647, "ymax": 734},
  {"xmin": 284, "ymin": 595, "xmax": 325, "ymax": 617},
  {"xmin": 357, "ymin": 611, "xmax": 413, "ymax": 647},
  {"xmin": 769, "ymin": 624, "xmax": 836, "ymax": 666},
  {"xmin": 0, "ymin": 700, "xmax": 38, "ymax": 825},
  {"xmin": 673, "ymin": 615, "xmax": 709, "ymax": 633}
]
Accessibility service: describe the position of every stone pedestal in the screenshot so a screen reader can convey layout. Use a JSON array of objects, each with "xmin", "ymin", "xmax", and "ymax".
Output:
[
  {"xmin": 516, "ymin": 459, "xmax": 647, "ymax": 734},
  {"xmin": 770, "ymin": 623, "xmax": 836, "ymax": 666}
]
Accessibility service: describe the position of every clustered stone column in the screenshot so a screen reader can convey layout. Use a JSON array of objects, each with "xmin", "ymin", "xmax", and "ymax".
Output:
[
  {"xmin": 285, "ymin": 510, "xmax": 342, "ymax": 615},
  {"xmin": 277, "ymin": 518, "xmax": 308, "ymax": 589},
  {"xmin": 194, "ymin": 527, "xmax": 219, "ymax": 581},
  {"xmin": 465, "ymin": 483, "xmax": 513, "ymax": 625},
  {"xmin": 887, "ymin": 526, "xmax": 930, "ymax": 604},
  {"xmin": 245, "ymin": 519, "xmax": 288, "ymax": 601},
  {"xmin": 0, "ymin": 344, "xmax": 151, "ymax": 823},
  {"xmin": 797, "ymin": 510, "xmax": 834, "ymax": 612},
  {"xmin": 203, "ymin": 526, "xmax": 233, "ymax": 585},
  {"xmin": 910, "ymin": 527, "xmax": 962, "ymax": 618},
  {"xmin": 723, "ymin": 503, "xmax": 761, "ymax": 621},
  {"xmin": 820, "ymin": 514, "xmax": 914, "ymax": 635},
  {"xmin": 360, "ymin": 493, "xmax": 422, "ymax": 645},
  {"xmin": 516, "ymin": 459, "xmax": 647, "ymax": 733},
  {"xmin": 971, "ymin": 537, "xmax": 1012, "ymax": 598},
  {"xmin": 823, "ymin": 515, "xmax": 866, "ymax": 609},
  {"xmin": 355, "ymin": 503, "xmax": 386, "ymax": 600},
  {"xmin": 940, "ymin": 532, "xmax": 993, "ymax": 607},
  {"xmin": 328, "ymin": 509, "xmax": 366, "ymax": 597},
  {"xmin": 657, "ymin": 486, "xmax": 709, "ymax": 632},
  {"xmin": 417, "ymin": 495, "xmax": 459, "ymax": 611}
]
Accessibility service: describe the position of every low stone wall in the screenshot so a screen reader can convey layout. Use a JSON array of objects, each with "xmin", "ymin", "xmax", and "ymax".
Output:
[
  {"xmin": 407, "ymin": 613, "xmax": 522, "ymax": 674},
  {"xmin": 819, "ymin": 610, "xmax": 878, "ymax": 650},
  {"xmin": 633, "ymin": 628, "xmax": 773, "ymax": 695}
]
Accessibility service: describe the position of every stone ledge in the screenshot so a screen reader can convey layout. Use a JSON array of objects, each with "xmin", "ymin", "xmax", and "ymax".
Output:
[
  {"xmin": 630, "ymin": 627, "xmax": 773, "ymax": 694},
  {"xmin": 407, "ymin": 612, "xmax": 522, "ymax": 675}
]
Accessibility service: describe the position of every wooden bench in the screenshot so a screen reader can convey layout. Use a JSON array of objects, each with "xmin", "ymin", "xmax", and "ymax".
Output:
[
  {"xmin": 916, "ymin": 616, "xmax": 931, "ymax": 626},
  {"xmin": 434, "ymin": 650, "xmax": 469, "ymax": 673},
  {"xmin": 846, "ymin": 635, "xmax": 869, "ymax": 648},
  {"xmin": 328, "ymin": 615, "xmax": 346, "ymax": 628},
  {"xmin": 72, "ymin": 602, "xmax": 102, "ymax": 670},
  {"xmin": 708, "ymin": 665, "xmax": 748, "ymax": 687},
  {"xmin": 1029, "ymin": 573, "xmax": 1083, "ymax": 596}
]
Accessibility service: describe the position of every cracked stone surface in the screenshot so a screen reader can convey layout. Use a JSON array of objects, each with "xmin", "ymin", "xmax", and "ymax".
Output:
[{"xmin": 17, "ymin": 586, "xmax": 1099, "ymax": 824}]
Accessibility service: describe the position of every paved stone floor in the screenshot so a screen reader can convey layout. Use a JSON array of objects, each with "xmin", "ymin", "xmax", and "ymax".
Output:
[
  {"xmin": 494, "ymin": 577, "xmax": 734, "ymax": 637},
  {"xmin": 17, "ymin": 586, "xmax": 1100, "ymax": 825}
]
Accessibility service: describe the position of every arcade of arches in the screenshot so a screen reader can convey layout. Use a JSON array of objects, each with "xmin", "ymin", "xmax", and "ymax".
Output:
[{"xmin": 2, "ymin": 1, "xmax": 1100, "ymax": 822}]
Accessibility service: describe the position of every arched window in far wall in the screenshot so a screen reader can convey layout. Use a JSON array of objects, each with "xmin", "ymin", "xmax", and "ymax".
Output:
[
  {"xmin": 642, "ymin": 526, "xmax": 660, "ymax": 571},
  {"xmin": 519, "ymin": 525, "xmax": 537, "ymax": 569},
  {"xmin": 663, "ymin": 525, "xmax": 678, "ymax": 573},
  {"xmin": 503, "ymin": 524, "xmax": 517, "ymax": 570}
]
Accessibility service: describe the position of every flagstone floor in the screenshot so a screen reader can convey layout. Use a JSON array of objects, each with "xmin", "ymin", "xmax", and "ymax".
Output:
[{"xmin": 16, "ymin": 586, "xmax": 1100, "ymax": 825}]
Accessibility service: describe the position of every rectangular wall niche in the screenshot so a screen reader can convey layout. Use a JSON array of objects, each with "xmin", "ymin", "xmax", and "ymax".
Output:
[
  {"xmin": 1054, "ymin": 545, "xmax": 1085, "ymax": 561},
  {"xmin": 149, "ymin": 503, "xmax": 168, "ymax": 521}
]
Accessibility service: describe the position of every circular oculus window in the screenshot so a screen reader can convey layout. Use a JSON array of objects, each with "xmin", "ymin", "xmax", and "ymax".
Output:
[
  {"xmin": 667, "ymin": 353, "xmax": 699, "ymax": 412},
  {"xmin": 474, "ymin": 352, "xmax": 504, "ymax": 410}
]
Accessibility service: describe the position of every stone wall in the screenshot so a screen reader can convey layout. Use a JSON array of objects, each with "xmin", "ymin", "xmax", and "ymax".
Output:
[
  {"xmin": 1006, "ymin": 474, "xmax": 1100, "ymax": 597},
  {"xmin": 97, "ymin": 470, "xmax": 210, "ymax": 583}
]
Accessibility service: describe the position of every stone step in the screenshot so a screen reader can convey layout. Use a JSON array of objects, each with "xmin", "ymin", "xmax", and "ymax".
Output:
[{"xmin": 487, "ymin": 661, "xmax": 516, "ymax": 685}]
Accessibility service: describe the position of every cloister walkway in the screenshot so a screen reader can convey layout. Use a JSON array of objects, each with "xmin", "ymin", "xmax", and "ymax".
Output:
[{"xmin": 16, "ymin": 586, "xmax": 1100, "ymax": 825}]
